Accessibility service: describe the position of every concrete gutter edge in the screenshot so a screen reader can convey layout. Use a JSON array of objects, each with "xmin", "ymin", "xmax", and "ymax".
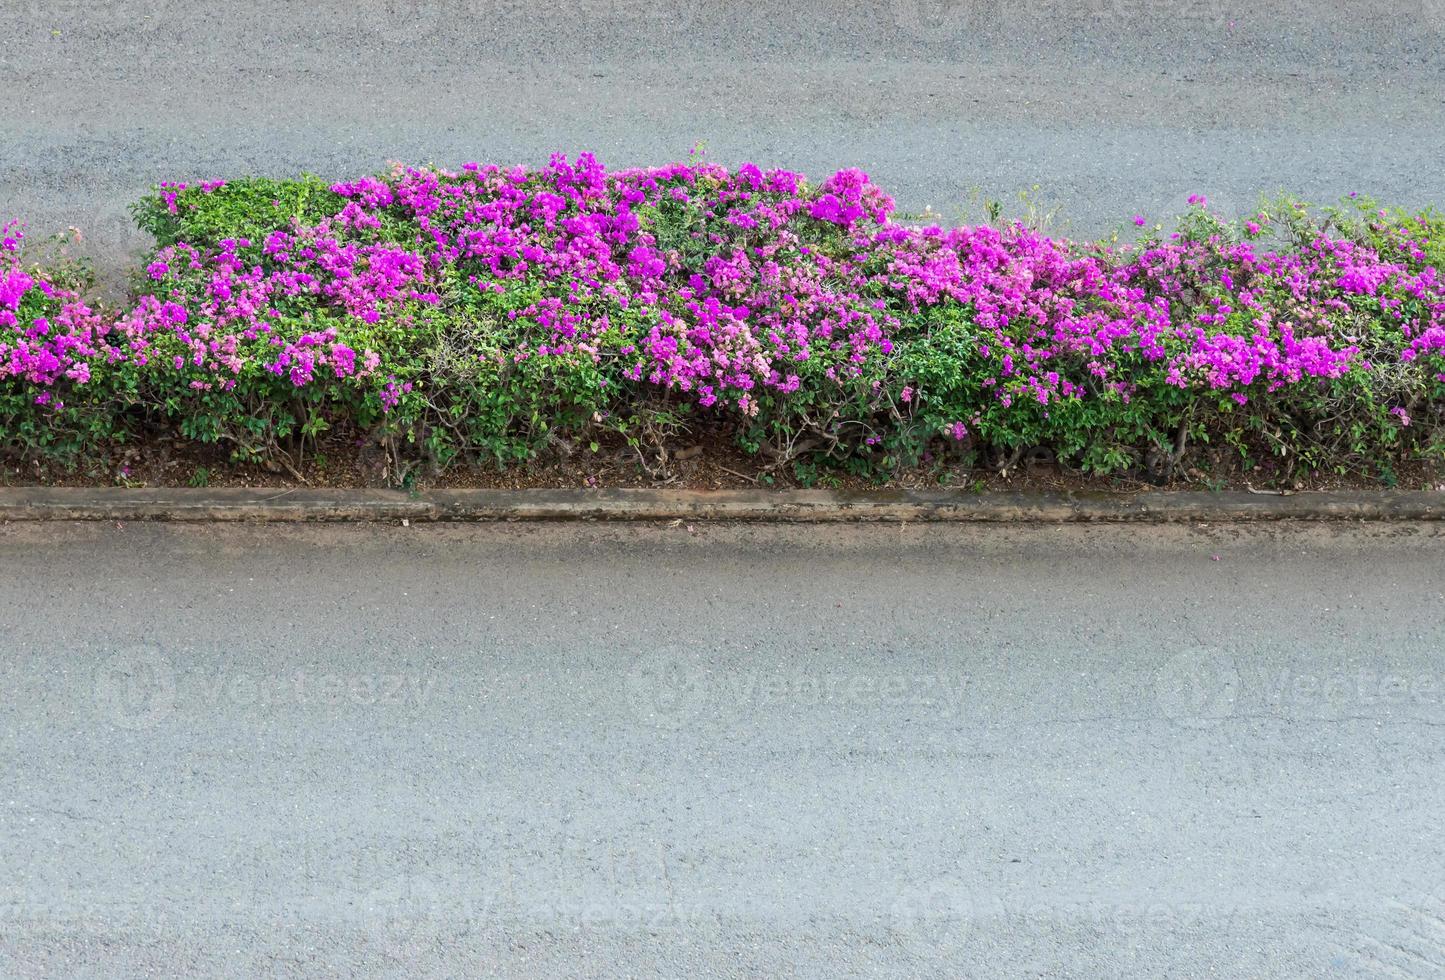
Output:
[{"xmin": 0, "ymin": 486, "xmax": 1441, "ymax": 522}]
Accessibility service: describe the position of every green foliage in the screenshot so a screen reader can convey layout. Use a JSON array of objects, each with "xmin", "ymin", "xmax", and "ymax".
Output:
[{"xmin": 132, "ymin": 175, "xmax": 345, "ymax": 250}]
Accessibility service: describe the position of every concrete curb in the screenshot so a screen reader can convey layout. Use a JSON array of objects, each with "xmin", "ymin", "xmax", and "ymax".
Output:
[{"xmin": 0, "ymin": 486, "xmax": 1442, "ymax": 522}]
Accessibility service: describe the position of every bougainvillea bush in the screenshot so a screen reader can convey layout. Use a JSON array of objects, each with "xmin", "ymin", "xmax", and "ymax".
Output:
[{"xmin": 3, "ymin": 154, "xmax": 1444, "ymax": 485}]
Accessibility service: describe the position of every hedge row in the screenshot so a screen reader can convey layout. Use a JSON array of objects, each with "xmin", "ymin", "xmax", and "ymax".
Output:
[{"xmin": 3, "ymin": 155, "xmax": 1444, "ymax": 485}]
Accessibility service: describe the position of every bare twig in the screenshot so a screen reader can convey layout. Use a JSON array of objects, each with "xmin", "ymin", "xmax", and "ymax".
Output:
[{"xmin": 718, "ymin": 466, "xmax": 759, "ymax": 484}]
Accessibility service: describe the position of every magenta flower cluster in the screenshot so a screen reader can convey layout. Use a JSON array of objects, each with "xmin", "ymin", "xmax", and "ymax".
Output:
[{"xmin": 2, "ymin": 155, "xmax": 1442, "ymax": 458}]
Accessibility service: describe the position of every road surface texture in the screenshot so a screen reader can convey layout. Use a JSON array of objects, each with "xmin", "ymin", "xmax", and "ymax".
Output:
[
  {"xmin": 1, "ymin": 520, "xmax": 1443, "ymax": 977},
  {"xmin": 2, "ymin": 0, "xmax": 1445, "ymax": 282}
]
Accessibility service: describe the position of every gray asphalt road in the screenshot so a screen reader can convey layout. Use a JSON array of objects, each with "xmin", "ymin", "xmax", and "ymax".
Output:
[
  {"xmin": 2, "ymin": 0, "xmax": 1444, "ymax": 279},
  {"xmin": 1, "ymin": 521, "xmax": 1443, "ymax": 977}
]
